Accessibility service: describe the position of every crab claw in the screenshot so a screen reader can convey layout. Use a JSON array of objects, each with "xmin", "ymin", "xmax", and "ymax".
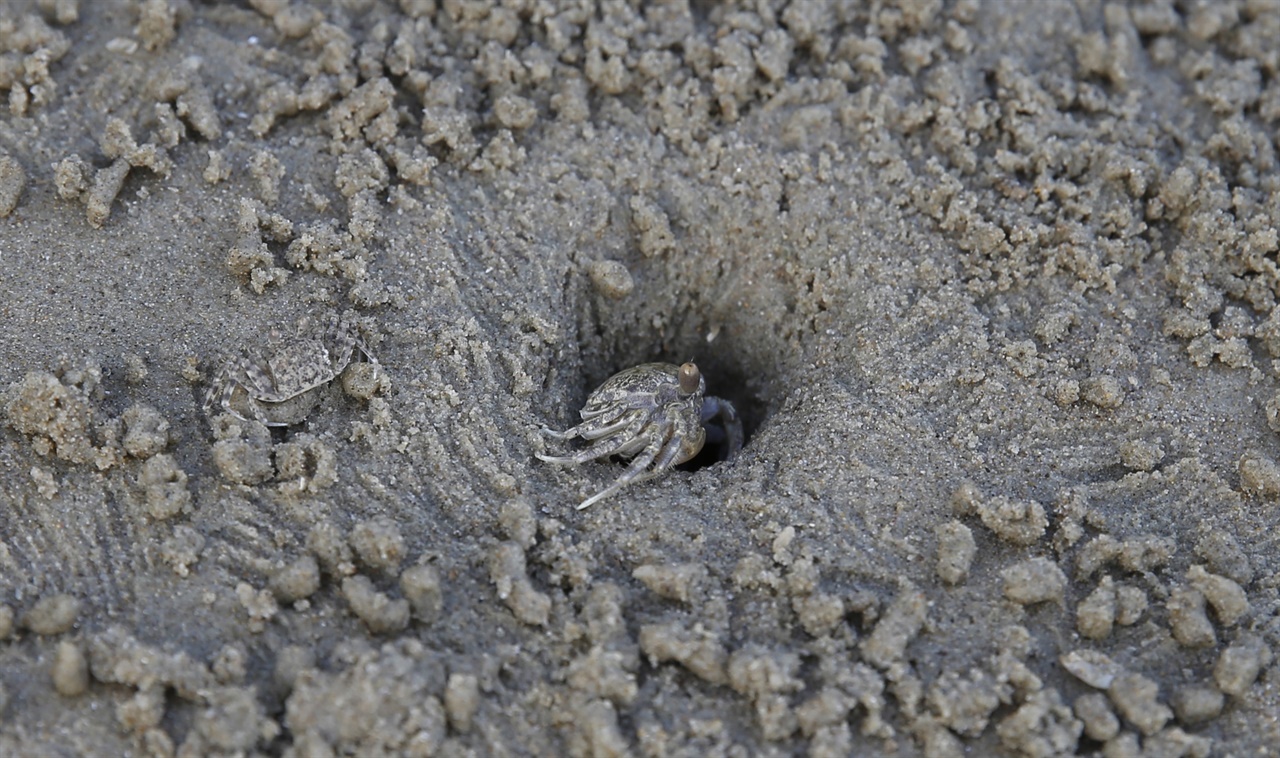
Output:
[{"xmin": 701, "ymin": 395, "xmax": 743, "ymax": 460}]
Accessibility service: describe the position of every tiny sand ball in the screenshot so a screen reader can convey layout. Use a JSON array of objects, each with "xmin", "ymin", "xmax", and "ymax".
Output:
[{"xmin": 588, "ymin": 260, "xmax": 634, "ymax": 299}]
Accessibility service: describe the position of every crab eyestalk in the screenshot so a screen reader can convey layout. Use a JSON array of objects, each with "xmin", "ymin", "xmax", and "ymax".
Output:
[{"xmin": 677, "ymin": 362, "xmax": 701, "ymax": 397}]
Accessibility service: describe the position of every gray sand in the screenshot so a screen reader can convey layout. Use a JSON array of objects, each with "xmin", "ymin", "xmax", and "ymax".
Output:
[{"xmin": 1, "ymin": 0, "xmax": 1278, "ymax": 755}]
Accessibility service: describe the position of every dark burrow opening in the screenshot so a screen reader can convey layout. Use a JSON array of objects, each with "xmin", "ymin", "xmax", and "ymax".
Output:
[
  {"xmin": 576, "ymin": 247, "xmax": 792, "ymax": 477},
  {"xmin": 679, "ymin": 356, "xmax": 769, "ymax": 472}
]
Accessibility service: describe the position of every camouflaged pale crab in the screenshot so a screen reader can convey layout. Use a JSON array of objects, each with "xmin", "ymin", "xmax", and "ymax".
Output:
[
  {"xmin": 203, "ymin": 312, "xmax": 377, "ymax": 427},
  {"xmin": 537, "ymin": 362, "xmax": 744, "ymax": 509}
]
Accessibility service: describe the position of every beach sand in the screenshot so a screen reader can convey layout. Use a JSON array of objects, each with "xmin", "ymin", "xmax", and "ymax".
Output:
[{"xmin": 0, "ymin": 0, "xmax": 1276, "ymax": 754}]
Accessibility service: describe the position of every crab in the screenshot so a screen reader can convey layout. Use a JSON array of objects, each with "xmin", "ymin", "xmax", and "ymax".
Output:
[
  {"xmin": 203, "ymin": 312, "xmax": 377, "ymax": 427},
  {"xmin": 537, "ymin": 362, "xmax": 744, "ymax": 509}
]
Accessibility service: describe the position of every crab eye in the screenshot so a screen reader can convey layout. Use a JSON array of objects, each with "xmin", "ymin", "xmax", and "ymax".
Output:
[{"xmin": 677, "ymin": 362, "xmax": 701, "ymax": 396}]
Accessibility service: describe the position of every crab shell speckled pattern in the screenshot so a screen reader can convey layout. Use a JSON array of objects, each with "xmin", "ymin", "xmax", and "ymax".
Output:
[
  {"xmin": 204, "ymin": 313, "xmax": 375, "ymax": 428},
  {"xmin": 577, "ymin": 363, "xmax": 707, "ymax": 463},
  {"xmin": 537, "ymin": 361, "xmax": 741, "ymax": 510}
]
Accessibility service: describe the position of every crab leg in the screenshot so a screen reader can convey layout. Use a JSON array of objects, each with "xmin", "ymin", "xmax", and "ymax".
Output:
[
  {"xmin": 539, "ymin": 425, "xmax": 581, "ymax": 441},
  {"xmin": 576, "ymin": 435, "xmax": 664, "ymax": 510},
  {"xmin": 536, "ymin": 422, "xmax": 646, "ymax": 465},
  {"xmin": 201, "ymin": 367, "xmax": 227, "ymax": 418},
  {"xmin": 629, "ymin": 431, "xmax": 689, "ymax": 484},
  {"xmin": 578, "ymin": 410, "xmax": 645, "ymax": 440},
  {"xmin": 205, "ymin": 364, "xmax": 263, "ymax": 426},
  {"xmin": 541, "ymin": 409, "xmax": 641, "ymax": 442},
  {"xmin": 578, "ymin": 405, "xmax": 616, "ymax": 420}
]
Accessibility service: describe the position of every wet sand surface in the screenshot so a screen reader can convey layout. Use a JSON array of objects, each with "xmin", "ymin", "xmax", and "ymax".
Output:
[{"xmin": 1, "ymin": 0, "xmax": 1277, "ymax": 755}]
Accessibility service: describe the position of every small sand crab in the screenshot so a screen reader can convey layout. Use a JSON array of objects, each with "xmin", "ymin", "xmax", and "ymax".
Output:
[
  {"xmin": 203, "ymin": 312, "xmax": 377, "ymax": 427},
  {"xmin": 537, "ymin": 362, "xmax": 743, "ymax": 509}
]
